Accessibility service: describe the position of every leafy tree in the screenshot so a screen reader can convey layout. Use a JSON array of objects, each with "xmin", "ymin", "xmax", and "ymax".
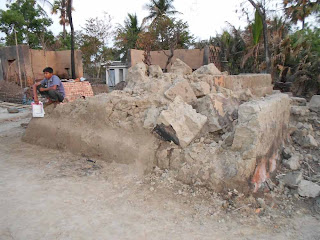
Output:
[
  {"xmin": 143, "ymin": 0, "xmax": 180, "ymax": 23},
  {"xmin": 210, "ymin": 26, "xmax": 246, "ymax": 74},
  {"xmin": 283, "ymin": 0, "xmax": 320, "ymax": 29},
  {"xmin": 77, "ymin": 14, "xmax": 113, "ymax": 78},
  {"xmin": 0, "ymin": 0, "xmax": 54, "ymax": 48},
  {"xmin": 115, "ymin": 13, "xmax": 143, "ymax": 61},
  {"xmin": 51, "ymin": 0, "xmax": 69, "ymax": 39}
]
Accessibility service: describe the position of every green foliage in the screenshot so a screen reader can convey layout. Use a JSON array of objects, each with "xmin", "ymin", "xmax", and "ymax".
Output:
[
  {"xmin": 149, "ymin": 16, "xmax": 194, "ymax": 50},
  {"xmin": 76, "ymin": 14, "xmax": 114, "ymax": 78},
  {"xmin": 114, "ymin": 13, "xmax": 143, "ymax": 61},
  {"xmin": 210, "ymin": 26, "xmax": 246, "ymax": 74},
  {"xmin": 283, "ymin": 0, "xmax": 320, "ymax": 29},
  {"xmin": 252, "ymin": 10, "xmax": 263, "ymax": 45},
  {"xmin": 144, "ymin": 0, "xmax": 180, "ymax": 23},
  {"xmin": 0, "ymin": 0, "xmax": 54, "ymax": 48}
]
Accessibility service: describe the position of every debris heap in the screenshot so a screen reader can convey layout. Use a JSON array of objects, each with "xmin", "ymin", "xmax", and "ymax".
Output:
[{"xmin": 24, "ymin": 59, "xmax": 298, "ymax": 192}]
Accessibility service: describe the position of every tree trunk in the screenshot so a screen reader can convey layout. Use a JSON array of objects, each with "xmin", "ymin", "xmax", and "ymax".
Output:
[
  {"xmin": 262, "ymin": 8, "xmax": 271, "ymax": 73},
  {"xmin": 67, "ymin": 0, "xmax": 76, "ymax": 79},
  {"xmin": 62, "ymin": 0, "xmax": 66, "ymax": 39}
]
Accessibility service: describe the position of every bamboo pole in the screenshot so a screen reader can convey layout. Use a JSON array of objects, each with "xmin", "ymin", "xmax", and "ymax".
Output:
[{"xmin": 14, "ymin": 27, "xmax": 23, "ymax": 88}]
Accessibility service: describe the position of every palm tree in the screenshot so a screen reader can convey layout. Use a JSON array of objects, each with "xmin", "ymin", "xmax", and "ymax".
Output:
[
  {"xmin": 143, "ymin": 0, "xmax": 180, "ymax": 23},
  {"xmin": 51, "ymin": 0, "xmax": 68, "ymax": 39},
  {"xmin": 115, "ymin": 13, "xmax": 143, "ymax": 60},
  {"xmin": 283, "ymin": 0, "xmax": 320, "ymax": 29}
]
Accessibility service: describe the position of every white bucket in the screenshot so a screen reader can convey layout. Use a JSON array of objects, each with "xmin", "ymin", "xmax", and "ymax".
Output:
[{"xmin": 32, "ymin": 101, "xmax": 45, "ymax": 118}]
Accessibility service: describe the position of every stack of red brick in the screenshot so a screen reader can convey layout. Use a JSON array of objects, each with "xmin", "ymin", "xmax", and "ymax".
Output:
[{"xmin": 62, "ymin": 81, "xmax": 94, "ymax": 102}]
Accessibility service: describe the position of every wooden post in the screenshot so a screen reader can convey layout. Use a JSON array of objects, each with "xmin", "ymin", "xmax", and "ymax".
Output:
[{"xmin": 14, "ymin": 28, "xmax": 23, "ymax": 88}]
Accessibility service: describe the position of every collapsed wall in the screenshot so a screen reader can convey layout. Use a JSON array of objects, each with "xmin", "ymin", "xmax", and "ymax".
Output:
[{"xmin": 23, "ymin": 59, "xmax": 291, "ymax": 192}]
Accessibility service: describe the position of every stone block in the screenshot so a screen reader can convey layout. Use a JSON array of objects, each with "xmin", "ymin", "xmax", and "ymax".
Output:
[
  {"xmin": 283, "ymin": 154, "xmax": 301, "ymax": 170},
  {"xmin": 193, "ymin": 63, "xmax": 221, "ymax": 75},
  {"xmin": 157, "ymin": 96, "xmax": 207, "ymax": 148},
  {"xmin": 169, "ymin": 58, "xmax": 192, "ymax": 75},
  {"xmin": 164, "ymin": 79, "xmax": 197, "ymax": 104},
  {"xmin": 213, "ymin": 74, "xmax": 273, "ymax": 97},
  {"xmin": 195, "ymin": 93, "xmax": 239, "ymax": 132},
  {"xmin": 232, "ymin": 93, "xmax": 291, "ymax": 191},
  {"xmin": 126, "ymin": 62, "xmax": 148, "ymax": 88},
  {"xmin": 190, "ymin": 81, "xmax": 210, "ymax": 97},
  {"xmin": 298, "ymin": 180, "xmax": 320, "ymax": 198},
  {"xmin": 282, "ymin": 171, "xmax": 303, "ymax": 188},
  {"xmin": 308, "ymin": 95, "xmax": 320, "ymax": 112},
  {"xmin": 148, "ymin": 65, "xmax": 163, "ymax": 78}
]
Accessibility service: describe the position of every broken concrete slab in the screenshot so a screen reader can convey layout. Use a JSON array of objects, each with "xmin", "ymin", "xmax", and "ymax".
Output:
[
  {"xmin": 213, "ymin": 74, "xmax": 273, "ymax": 98},
  {"xmin": 157, "ymin": 96, "xmax": 207, "ymax": 148},
  {"xmin": 169, "ymin": 58, "xmax": 192, "ymax": 75},
  {"xmin": 190, "ymin": 81, "xmax": 210, "ymax": 97},
  {"xmin": 193, "ymin": 63, "xmax": 221, "ymax": 75},
  {"xmin": 232, "ymin": 93, "xmax": 291, "ymax": 191},
  {"xmin": 148, "ymin": 65, "xmax": 163, "ymax": 78},
  {"xmin": 126, "ymin": 62, "xmax": 148, "ymax": 89},
  {"xmin": 195, "ymin": 93, "xmax": 239, "ymax": 133},
  {"xmin": 164, "ymin": 79, "xmax": 197, "ymax": 104}
]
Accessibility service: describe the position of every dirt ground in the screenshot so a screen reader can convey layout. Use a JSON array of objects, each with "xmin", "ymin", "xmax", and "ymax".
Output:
[{"xmin": 0, "ymin": 106, "xmax": 319, "ymax": 240}]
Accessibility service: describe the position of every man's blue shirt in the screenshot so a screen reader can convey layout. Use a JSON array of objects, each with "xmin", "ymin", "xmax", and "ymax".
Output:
[{"xmin": 40, "ymin": 75, "xmax": 65, "ymax": 97}]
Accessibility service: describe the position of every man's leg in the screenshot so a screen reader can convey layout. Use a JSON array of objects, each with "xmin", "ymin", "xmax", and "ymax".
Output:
[
  {"xmin": 36, "ymin": 84, "xmax": 49, "ymax": 98},
  {"xmin": 47, "ymin": 90, "xmax": 64, "ymax": 103}
]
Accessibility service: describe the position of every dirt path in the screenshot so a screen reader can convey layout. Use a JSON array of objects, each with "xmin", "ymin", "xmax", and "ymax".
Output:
[{"xmin": 0, "ymin": 108, "xmax": 319, "ymax": 240}]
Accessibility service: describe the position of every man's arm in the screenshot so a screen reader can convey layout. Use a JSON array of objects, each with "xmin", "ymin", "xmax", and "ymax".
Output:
[
  {"xmin": 32, "ymin": 82, "xmax": 41, "ymax": 104},
  {"xmin": 39, "ymin": 85, "xmax": 57, "ymax": 92}
]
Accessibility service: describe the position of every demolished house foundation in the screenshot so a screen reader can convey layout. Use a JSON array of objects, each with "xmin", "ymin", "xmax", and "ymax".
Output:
[{"xmin": 23, "ymin": 59, "xmax": 291, "ymax": 192}]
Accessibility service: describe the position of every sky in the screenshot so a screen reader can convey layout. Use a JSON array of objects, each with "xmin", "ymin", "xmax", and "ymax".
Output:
[{"xmin": 0, "ymin": 0, "xmax": 250, "ymax": 43}]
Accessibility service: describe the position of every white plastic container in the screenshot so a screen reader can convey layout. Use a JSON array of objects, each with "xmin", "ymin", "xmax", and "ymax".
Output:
[{"xmin": 32, "ymin": 101, "xmax": 45, "ymax": 117}]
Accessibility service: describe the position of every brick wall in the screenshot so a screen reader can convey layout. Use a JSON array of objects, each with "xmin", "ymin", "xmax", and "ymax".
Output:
[{"xmin": 62, "ymin": 81, "xmax": 94, "ymax": 102}]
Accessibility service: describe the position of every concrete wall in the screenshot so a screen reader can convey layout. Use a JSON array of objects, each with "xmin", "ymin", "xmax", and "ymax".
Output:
[
  {"xmin": 129, "ymin": 49, "xmax": 207, "ymax": 71},
  {"xmin": 232, "ymin": 93, "xmax": 291, "ymax": 191},
  {"xmin": 30, "ymin": 49, "xmax": 83, "ymax": 80},
  {"xmin": 0, "ymin": 45, "xmax": 34, "ymax": 87},
  {"xmin": 213, "ymin": 74, "xmax": 273, "ymax": 97}
]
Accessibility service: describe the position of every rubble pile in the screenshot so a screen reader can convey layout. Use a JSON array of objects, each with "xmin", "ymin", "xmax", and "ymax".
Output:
[
  {"xmin": 23, "ymin": 59, "xmax": 319, "ymax": 194},
  {"xmin": 276, "ymin": 95, "xmax": 320, "ymax": 199}
]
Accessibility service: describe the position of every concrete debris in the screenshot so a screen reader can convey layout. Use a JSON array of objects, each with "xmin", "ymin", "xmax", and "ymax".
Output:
[
  {"xmin": 308, "ymin": 95, "xmax": 320, "ymax": 113},
  {"xmin": 157, "ymin": 96, "xmax": 207, "ymax": 148},
  {"xmin": 290, "ymin": 97, "xmax": 307, "ymax": 106},
  {"xmin": 24, "ymin": 59, "xmax": 299, "ymax": 193},
  {"xmin": 283, "ymin": 154, "xmax": 301, "ymax": 170},
  {"xmin": 125, "ymin": 62, "xmax": 148, "ymax": 89},
  {"xmin": 193, "ymin": 63, "xmax": 222, "ymax": 75},
  {"xmin": 298, "ymin": 180, "xmax": 320, "ymax": 198},
  {"xmin": 195, "ymin": 93, "xmax": 239, "ymax": 133},
  {"xmin": 281, "ymin": 171, "xmax": 303, "ymax": 188},
  {"xmin": 164, "ymin": 79, "xmax": 197, "ymax": 104},
  {"xmin": 282, "ymin": 147, "xmax": 293, "ymax": 159},
  {"xmin": 190, "ymin": 82, "xmax": 210, "ymax": 97},
  {"xmin": 148, "ymin": 65, "xmax": 163, "ymax": 78},
  {"xmin": 169, "ymin": 58, "xmax": 192, "ymax": 75}
]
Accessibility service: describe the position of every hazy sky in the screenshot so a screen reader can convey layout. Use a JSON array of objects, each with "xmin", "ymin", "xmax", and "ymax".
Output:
[{"xmin": 0, "ymin": 0, "xmax": 250, "ymax": 42}]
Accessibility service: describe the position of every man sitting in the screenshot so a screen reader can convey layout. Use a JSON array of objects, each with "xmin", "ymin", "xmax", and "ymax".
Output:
[{"xmin": 33, "ymin": 67, "xmax": 65, "ymax": 105}]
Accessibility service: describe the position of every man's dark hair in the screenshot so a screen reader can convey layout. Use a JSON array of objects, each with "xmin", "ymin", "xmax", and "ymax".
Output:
[{"xmin": 43, "ymin": 67, "xmax": 53, "ymax": 73}]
